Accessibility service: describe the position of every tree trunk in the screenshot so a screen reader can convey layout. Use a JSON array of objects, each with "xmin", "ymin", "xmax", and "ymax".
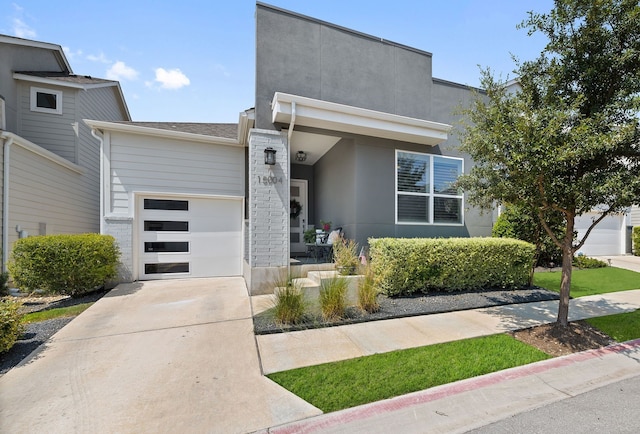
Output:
[{"xmin": 557, "ymin": 216, "xmax": 575, "ymax": 327}]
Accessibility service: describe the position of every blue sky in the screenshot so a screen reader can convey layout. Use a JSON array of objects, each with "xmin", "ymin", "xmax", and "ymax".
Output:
[{"xmin": 2, "ymin": 1, "xmax": 553, "ymax": 123}]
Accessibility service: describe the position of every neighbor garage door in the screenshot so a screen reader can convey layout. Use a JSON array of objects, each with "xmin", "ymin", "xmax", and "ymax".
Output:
[
  {"xmin": 138, "ymin": 196, "xmax": 242, "ymax": 279},
  {"xmin": 574, "ymin": 213, "xmax": 624, "ymax": 256}
]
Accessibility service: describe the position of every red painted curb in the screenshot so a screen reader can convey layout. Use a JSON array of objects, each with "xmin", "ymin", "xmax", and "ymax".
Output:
[{"xmin": 267, "ymin": 339, "xmax": 640, "ymax": 434}]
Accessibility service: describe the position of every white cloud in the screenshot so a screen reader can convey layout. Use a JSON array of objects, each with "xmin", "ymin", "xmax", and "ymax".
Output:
[
  {"xmin": 154, "ymin": 67, "xmax": 190, "ymax": 90},
  {"xmin": 12, "ymin": 17, "xmax": 36, "ymax": 38},
  {"xmin": 62, "ymin": 46, "xmax": 83, "ymax": 61},
  {"xmin": 87, "ymin": 52, "xmax": 110, "ymax": 64},
  {"xmin": 106, "ymin": 61, "xmax": 139, "ymax": 81}
]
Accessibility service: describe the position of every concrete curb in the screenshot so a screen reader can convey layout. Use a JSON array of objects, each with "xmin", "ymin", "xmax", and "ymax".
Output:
[{"xmin": 258, "ymin": 338, "xmax": 640, "ymax": 433}]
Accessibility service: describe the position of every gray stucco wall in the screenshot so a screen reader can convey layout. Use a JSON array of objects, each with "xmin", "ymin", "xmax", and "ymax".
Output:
[{"xmin": 255, "ymin": 3, "xmax": 433, "ymax": 129}]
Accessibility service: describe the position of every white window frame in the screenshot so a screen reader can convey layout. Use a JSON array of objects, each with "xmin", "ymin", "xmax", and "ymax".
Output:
[
  {"xmin": 30, "ymin": 86, "xmax": 63, "ymax": 114},
  {"xmin": 395, "ymin": 149, "xmax": 464, "ymax": 226}
]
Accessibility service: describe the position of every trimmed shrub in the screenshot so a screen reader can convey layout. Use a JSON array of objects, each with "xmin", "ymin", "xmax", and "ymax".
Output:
[
  {"xmin": 573, "ymin": 255, "xmax": 608, "ymax": 269},
  {"xmin": 634, "ymin": 226, "xmax": 640, "ymax": 257},
  {"xmin": 0, "ymin": 299, "xmax": 24, "ymax": 353},
  {"xmin": 492, "ymin": 204, "xmax": 564, "ymax": 267},
  {"xmin": 369, "ymin": 237, "xmax": 535, "ymax": 296},
  {"xmin": 319, "ymin": 275, "xmax": 348, "ymax": 321},
  {"xmin": 8, "ymin": 234, "xmax": 120, "ymax": 297}
]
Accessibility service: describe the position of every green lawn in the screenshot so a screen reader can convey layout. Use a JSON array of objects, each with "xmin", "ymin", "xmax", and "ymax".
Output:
[
  {"xmin": 533, "ymin": 267, "xmax": 640, "ymax": 297},
  {"xmin": 586, "ymin": 309, "xmax": 640, "ymax": 343},
  {"xmin": 267, "ymin": 334, "xmax": 550, "ymax": 412},
  {"xmin": 21, "ymin": 303, "xmax": 94, "ymax": 324}
]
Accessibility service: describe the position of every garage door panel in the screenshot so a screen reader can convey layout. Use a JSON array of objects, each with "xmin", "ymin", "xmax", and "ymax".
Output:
[{"xmin": 138, "ymin": 196, "xmax": 242, "ymax": 280}]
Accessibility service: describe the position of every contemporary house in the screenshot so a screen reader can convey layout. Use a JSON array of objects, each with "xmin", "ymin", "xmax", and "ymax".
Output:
[
  {"xmin": 0, "ymin": 34, "xmax": 130, "ymax": 270},
  {"xmin": 87, "ymin": 3, "xmax": 494, "ymax": 293}
]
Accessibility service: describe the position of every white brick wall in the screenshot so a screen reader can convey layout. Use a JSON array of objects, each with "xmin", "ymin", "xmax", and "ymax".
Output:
[
  {"xmin": 248, "ymin": 129, "xmax": 289, "ymax": 268},
  {"xmin": 104, "ymin": 216, "xmax": 133, "ymax": 281}
]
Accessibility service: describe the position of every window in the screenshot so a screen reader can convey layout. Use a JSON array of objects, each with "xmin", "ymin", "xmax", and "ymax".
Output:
[
  {"xmin": 30, "ymin": 87, "xmax": 63, "ymax": 114},
  {"xmin": 144, "ymin": 199, "xmax": 189, "ymax": 211},
  {"xmin": 145, "ymin": 263, "xmax": 190, "ymax": 274},
  {"xmin": 143, "ymin": 221, "xmax": 189, "ymax": 231},
  {"xmin": 396, "ymin": 151, "xmax": 463, "ymax": 225}
]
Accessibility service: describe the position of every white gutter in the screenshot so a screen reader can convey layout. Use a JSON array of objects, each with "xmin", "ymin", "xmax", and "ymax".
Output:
[
  {"xmin": 2, "ymin": 134, "xmax": 13, "ymax": 273},
  {"xmin": 91, "ymin": 128, "xmax": 105, "ymax": 234}
]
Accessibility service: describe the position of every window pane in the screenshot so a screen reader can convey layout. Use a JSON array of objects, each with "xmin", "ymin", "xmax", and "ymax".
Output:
[
  {"xmin": 36, "ymin": 92, "xmax": 57, "ymax": 109},
  {"xmin": 433, "ymin": 157, "xmax": 462, "ymax": 194},
  {"xmin": 398, "ymin": 194, "xmax": 429, "ymax": 223},
  {"xmin": 145, "ymin": 263, "xmax": 189, "ymax": 274},
  {"xmin": 434, "ymin": 197, "xmax": 462, "ymax": 223},
  {"xmin": 144, "ymin": 242, "xmax": 189, "ymax": 253},
  {"xmin": 397, "ymin": 152, "xmax": 429, "ymax": 193},
  {"xmin": 144, "ymin": 199, "xmax": 189, "ymax": 210},
  {"xmin": 144, "ymin": 221, "xmax": 189, "ymax": 231}
]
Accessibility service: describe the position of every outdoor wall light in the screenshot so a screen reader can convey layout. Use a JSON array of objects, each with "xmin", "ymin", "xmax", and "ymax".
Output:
[
  {"xmin": 264, "ymin": 147, "xmax": 277, "ymax": 165},
  {"xmin": 295, "ymin": 150, "xmax": 307, "ymax": 162}
]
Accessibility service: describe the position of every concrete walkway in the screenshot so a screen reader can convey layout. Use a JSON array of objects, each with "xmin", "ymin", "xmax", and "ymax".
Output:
[
  {"xmin": 0, "ymin": 278, "xmax": 320, "ymax": 434},
  {"xmin": 256, "ymin": 289, "xmax": 640, "ymax": 374}
]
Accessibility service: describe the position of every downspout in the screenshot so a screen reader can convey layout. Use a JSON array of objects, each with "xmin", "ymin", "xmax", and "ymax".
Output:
[
  {"xmin": 287, "ymin": 102, "xmax": 296, "ymax": 275},
  {"xmin": 2, "ymin": 134, "xmax": 14, "ymax": 273},
  {"xmin": 90, "ymin": 128, "xmax": 105, "ymax": 234}
]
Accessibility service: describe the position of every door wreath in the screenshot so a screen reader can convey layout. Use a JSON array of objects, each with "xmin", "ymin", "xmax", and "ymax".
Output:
[{"xmin": 290, "ymin": 199, "xmax": 302, "ymax": 219}]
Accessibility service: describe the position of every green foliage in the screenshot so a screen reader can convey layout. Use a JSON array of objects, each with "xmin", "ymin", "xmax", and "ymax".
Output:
[
  {"xmin": 357, "ymin": 265, "xmax": 380, "ymax": 313},
  {"xmin": 0, "ymin": 299, "xmax": 24, "ymax": 353},
  {"xmin": 456, "ymin": 0, "xmax": 640, "ymax": 325},
  {"xmin": 268, "ymin": 334, "xmax": 550, "ymax": 412},
  {"xmin": 533, "ymin": 267, "xmax": 640, "ymax": 297},
  {"xmin": 8, "ymin": 234, "xmax": 120, "ymax": 297},
  {"xmin": 333, "ymin": 239, "xmax": 360, "ymax": 275},
  {"xmin": 369, "ymin": 237, "xmax": 535, "ymax": 296},
  {"xmin": 586, "ymin": 309, "xmax": 640, "ymax": 343},
  {"xmin": 272, "ymin": 273, "xmax": 306, "ymax": 325},
  {"xmin": 634, "ymin": 227, "xmax": 640, "ymax": 257},
  {"xmin": 21, "ymin": 303, "xmax": 94, "ymax": 324},
  {"xmin": 573, "ymin": 255, "xmax": 608, "ymax": 269},
  {"xmin": 0, "ymin": 272, "xmax": 9, "ymax": 296},
  {"xmin": 493, "ymin": 204, "xmax": 564, "ymax": 267},
  {"xmin": 303, "ymin": 229, "xmax": 317, "ymax": 244},
  {"xmin": 319, "ymin": 276, "xmax": 348, "ymax": 321}
]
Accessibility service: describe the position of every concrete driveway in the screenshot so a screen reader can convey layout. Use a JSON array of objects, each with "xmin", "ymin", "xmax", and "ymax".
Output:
[{"xmin": 0, "ymin": 277, "xmax": 320, "ymax": 434}]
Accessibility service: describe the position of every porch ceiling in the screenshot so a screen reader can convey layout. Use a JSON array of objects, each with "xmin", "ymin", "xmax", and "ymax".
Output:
[
  {"xmin": 288, "ymin": 130, "xmax": 340, "ymax": 166},
  {"xmin": 271, "ymin": 92, "xmax": 451, "ymax": 147}
]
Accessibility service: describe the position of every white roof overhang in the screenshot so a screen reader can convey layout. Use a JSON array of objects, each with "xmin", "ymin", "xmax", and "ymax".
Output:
[{"xmin": 271, "ymin": 92, "xmax": 451, "ymax": 146}]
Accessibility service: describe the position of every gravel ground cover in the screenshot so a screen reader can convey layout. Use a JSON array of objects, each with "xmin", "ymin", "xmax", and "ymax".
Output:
[{"xmin": 254, "ymin": 287, "xmax": 560, "ymax": 334}]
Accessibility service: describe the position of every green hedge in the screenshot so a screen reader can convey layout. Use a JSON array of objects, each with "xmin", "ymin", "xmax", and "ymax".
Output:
[
  {"xmin": 9, "ymin": 234, "xmax": 120, "ymax": 297},
  {"xmin": 634, "ymin": 226, "xmax": 640, "ymax": 257},
  {"xmin": 369, "ymin": 237, "xmax": 535, "ymax": 296},
  {"xmin": 0, "ymin": 299, "xmax": 24, "ymax": 353}
]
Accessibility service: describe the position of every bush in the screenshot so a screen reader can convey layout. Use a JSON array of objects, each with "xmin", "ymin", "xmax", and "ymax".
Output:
[
  {"xmin": 0, "ymin": 299, "xmax": 24, "ymax": 353},
  {"xmin": 319, "ymin": 275, "xmax": 348, "ymax": 321},
  {"xmin": 0, "ymin": 271, "xmax": 9, "ymax": 296},
  {"xmin": 273, "ymin": 273, "xmax": 306, "ymax": 325},
  {"xmin": 8, "ymin": 234, "xmax": 120, "ymax": 297},
  {"xmin": 333, "ymin": 239, "xmax": 360, "ymax": 275},
  {"xmin": 493, "ymin": 204, "xmax": 564, "ymax": 267},
  {"xmin": 634, "ymin": 226, "xmax": 640, "ymax": 257},
  {"xmin": 573, "ymin": 255, "xmax": 608, "ymax": 269},
  {"xmin": 369, "ymin": 237, "xmax": 535, "ymax": 296},
  {"xmin": 357, "ymin": 265, "xmax": 379, "ymax": 313}
]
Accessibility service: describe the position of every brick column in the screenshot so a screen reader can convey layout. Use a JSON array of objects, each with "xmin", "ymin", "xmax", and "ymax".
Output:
[{"xmin": 247, "ymin": 129, "xmax": 289, "ymax": 293}]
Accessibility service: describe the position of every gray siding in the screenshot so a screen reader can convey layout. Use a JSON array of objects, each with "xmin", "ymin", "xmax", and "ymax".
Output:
[
  {"xmin": 0, "ymin": 43, "xmax": 65, "ymax": 133},
  {"xmin": 108, "ymin": 132, "xmax": 245, "ymax": 215},
  {"xmin": 255, "ymin": 4, "xmax": 433, "ymax": 129},
  {"xmin": 18, "ymin": 82, "xmax": 78, "ymax": 162}
]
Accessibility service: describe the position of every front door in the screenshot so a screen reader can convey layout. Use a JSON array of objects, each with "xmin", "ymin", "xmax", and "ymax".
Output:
[{"xmin": 290, "ymin": 179, "xmax": 308, "ymax": 254}]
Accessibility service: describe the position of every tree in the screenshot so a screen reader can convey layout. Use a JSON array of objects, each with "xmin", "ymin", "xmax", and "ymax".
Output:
[{"xmin": 456, "ymin": 0, "xmax": 640, "ymax": 327}]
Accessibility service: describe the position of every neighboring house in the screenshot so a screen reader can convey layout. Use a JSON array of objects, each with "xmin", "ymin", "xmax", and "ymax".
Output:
[
  {"xmin": 0, "ymin": 34, "xmax": 130, "ymax": 269},
  {"xmin": 87, "ymin": 3, "xmax": 494, "ymax": 293}
]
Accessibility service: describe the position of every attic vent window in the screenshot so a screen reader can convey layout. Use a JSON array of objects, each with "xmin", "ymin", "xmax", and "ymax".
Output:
[{"xmin": 30, "ymin": 86, "xmax": 62, "ymax": 114}]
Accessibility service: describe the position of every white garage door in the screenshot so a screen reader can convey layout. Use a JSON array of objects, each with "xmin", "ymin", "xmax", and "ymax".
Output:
[
  {"xmin": 575, "ymin": 213, "xmax": 624, "ymax": 256},
  {"xmin": 138, "ymin": 196, "xmax": 242, "ymax": 280}
]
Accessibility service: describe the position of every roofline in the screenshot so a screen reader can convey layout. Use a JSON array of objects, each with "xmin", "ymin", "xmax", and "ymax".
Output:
[
  {"xmin": 432, "ymin": 77, "xmax": 485, "ymax": 93},
  {"xmin": 83, "ymin": 119, "xmax": 242, "ymax": 147},
  {"xmin": 256, "ymin": 2, "xmax": 432, "ymax": 58},
  {"xmin": 0, "ymin": 34, "xmax": 72, "ymax": 72}
]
